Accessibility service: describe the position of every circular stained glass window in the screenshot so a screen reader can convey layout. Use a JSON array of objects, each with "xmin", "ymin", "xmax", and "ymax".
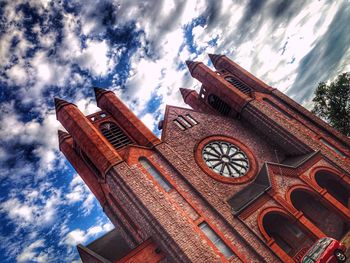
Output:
[{"xmin": 202, "ymin": 141, "xmax": 249, "ymax": 178}]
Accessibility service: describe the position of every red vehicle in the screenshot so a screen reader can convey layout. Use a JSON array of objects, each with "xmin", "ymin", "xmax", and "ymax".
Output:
[{"xmin": 301, "ymin": 237, "xmax": 347, "ymax": 263}]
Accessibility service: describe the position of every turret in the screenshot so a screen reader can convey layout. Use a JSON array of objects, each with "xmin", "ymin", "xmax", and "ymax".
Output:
[
  {"xmin": 209, "ymin": 54, "xmax": 274, "ymax": 93},
  {"xmin": 94, "ymin": 88, "xmax": 161, "ymax": 148},
  {"xmin": 186, "ymin": 60, "xmax": 252, "ymax": 115},
  {"xmin": 55, "ymin": 98, "xmax": 122, "ymax": 177},
  {"xmin": 58, "ymin": 130, "xmax": 106, "ymax": 205},
  {"xmin": 179, "ymin": 88, "xmax": 215, "ymax": 113}
]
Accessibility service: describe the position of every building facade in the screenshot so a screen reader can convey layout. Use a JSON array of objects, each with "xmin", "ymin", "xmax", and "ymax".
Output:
[{"xmin": 55, "ymin": 54, "xmax": 350, "ymax": 263}]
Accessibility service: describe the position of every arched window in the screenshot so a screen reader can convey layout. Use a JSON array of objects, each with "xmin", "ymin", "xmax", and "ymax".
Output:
[
  {"xmin": 263, "ymin": 212, "xmax": 313, "ymax": 258},
  {"xmin": 225, "ymin": 76, "xmax": 251, "ymax": 94},
  {"xmin": 315, "ymin": 171, "xmax": 350, "ymax": 208},
  {"xmin": 290, "ymin": 189, "xmax": 349, "ymax": 240},
  {"xmin": 208, "ymin": 94, "xmax": 231, "ymax": 115},
  {"xmin": 100, "ymin": 122, "xmax": 132, "ymax": 149},
  {"xmin": 139, "ymin": 157, "xmax": 172, "ymax": 192}
]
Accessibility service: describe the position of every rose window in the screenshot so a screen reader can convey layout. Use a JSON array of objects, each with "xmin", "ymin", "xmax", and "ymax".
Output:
[{"xmin": 202, "ymin": 141, "xmax": 249, "ymax": 178}]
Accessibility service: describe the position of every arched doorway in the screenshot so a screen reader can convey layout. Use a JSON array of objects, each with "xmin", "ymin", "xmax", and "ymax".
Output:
[
  {"xmin": 290, "ymin": 189, "xmax": 349, "ymax": 240},
  {"xmin": 315, "ymin": 170, "xmax": 350, "ymax": 209},
  {"xmin": 263, "ymin": 212, "xmax": 313, "ymax": 258}
]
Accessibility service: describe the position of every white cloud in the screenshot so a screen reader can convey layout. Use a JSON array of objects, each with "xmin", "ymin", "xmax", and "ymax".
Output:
[
  {"xmin": 63, "ymin": 229, "xmax": 87, "ymax": 247},
  {"xmin": 76, "ymin": 98, "xmax": 100, "ymax": 116},
  {"xmin": 65, "ymin": 174, "xmax": 96, "ymax": 216},
  {"xmin": 1, "ymin": 198, "xmax": 36, "ymax": 222},
  {"xmin": 0, "ymin": 188, "xmax": 61, "ymax": 228},
  {"xmin": 78, "ymin": 39, "xmax": 112, "ymax": 76},
  {"xmin": 141, "ymin": 113, "xmax": 156, "ymax": 131},
  {"xmin": 16, "ymin": 239, "xmax": 45, "ymax": 263},
  {"xmin": 63, "ymin": 221, "xmax": 113, "ymax": 247}
]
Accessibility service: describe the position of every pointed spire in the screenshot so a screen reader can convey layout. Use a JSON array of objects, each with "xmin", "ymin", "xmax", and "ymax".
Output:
[
  {"xmin": 54, "ymin": 97, "xmax": 71, "ymax": 113},
  {"xmin": 208, "ymin": 53, "xmax": 223, "ymax": 67},
  {"xmin": 185, "ymin": 60, "xmax": 201, "ymax": 76},
  {"xmin": 58, "ymin": 130, "xmax": 71, "ymax": 145},
  {"xmin": 179, "ymin": 88, "xmax": 193, "ymax": 101},
  {"xmin": 94, "ymin": 87, "xmax": 110, "ymax": 102}
]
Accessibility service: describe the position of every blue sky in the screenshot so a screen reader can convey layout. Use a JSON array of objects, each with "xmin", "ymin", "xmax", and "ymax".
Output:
[{"xmin": 0, "ymin": 0, "xmax": 349, "ymax": 262}]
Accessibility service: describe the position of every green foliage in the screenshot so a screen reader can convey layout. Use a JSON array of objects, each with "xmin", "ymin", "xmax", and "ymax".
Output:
[{"xmin": 312, "ymin": 72, "xmax": 350, "ymax": 136}]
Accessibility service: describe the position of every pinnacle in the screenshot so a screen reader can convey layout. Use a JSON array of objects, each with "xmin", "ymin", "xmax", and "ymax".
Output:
[
  {"xmin": 58, "ymin": 129, "xmax": 69, "ymax": 138},
  {"xmin": 185, "ymin": 60, "xmax": 200, "ymax": 75},
  {"xmin": 179, "ymin": 88, "xmax": 193, "ymax": 101},
  {"xmin": 208, "ymin": 53, "xmax": 223, "ymax": 66},
  {"xmin": 93, "ymin": 87, "xmax": 109, "ymax": 102},
  {"xmin": 54, "ymin": 97, "xmax": 70, "ymax": 112},
  {"xmin": 58, "ymin": 129, "xmax": 70, "ymax": 144}
]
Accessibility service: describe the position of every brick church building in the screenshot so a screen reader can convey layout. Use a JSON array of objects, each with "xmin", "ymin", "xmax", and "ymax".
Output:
[{"xmin": 55, "ymin": 54, "xmax": 350, "ymax": 262}]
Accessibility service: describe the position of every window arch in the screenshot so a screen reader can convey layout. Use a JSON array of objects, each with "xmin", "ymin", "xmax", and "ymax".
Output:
[
  {"xmin": 314, "ymin": 170, "xmax": 350, "ymax": 208},
  {"xmin": 99, "ymin": 122, "xmax": 132, "ymax": 150},
  {"xmin": 139, "ymin": 157, "xmax": 172, "ymax": 192},
  {"xmin": 261, "ymin": 210, "xmax": 313, "ymax": 259},
  {"xmin": 290, "ymin": 189, "xmax": 349, "ymax": 240}
]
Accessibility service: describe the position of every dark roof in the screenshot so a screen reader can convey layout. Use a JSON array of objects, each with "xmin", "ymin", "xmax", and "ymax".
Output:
[
  {"xmin": 228, "ymin": 164, "xmax": 271, "ymax": 215},
  {"xmin": 228, "ymin": 151, "xmax": 318, "ymax": 215},
  {"xmin": 281, "ymin": 151, "xmax": 317, "ymax": 167},
  {"xmin": 79, "ymin": 228, "xmax": 132, "ymax": 262}
]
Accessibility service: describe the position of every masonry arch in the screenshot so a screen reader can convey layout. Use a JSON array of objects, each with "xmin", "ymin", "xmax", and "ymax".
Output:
[
  {"xmin": 290, "ymin": 188, "xmax": 349, "ymax": 240},
  {"xmin": 259, "ymin": 208, "xmax": 314, "ymax": 260},
  {"xmin": 314, "ymin": 169, "xmax": 350, "ymax": 209}
]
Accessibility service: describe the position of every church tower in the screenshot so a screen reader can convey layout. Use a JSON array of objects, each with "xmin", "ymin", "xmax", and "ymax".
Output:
[{"xmin": 56, "ymin": 54, "xmax": 350, "ymax": 263}]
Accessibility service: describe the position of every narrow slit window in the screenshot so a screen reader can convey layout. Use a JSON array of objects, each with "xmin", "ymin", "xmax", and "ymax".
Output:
[
  {"xmin": 80, "ymin": 150, "xmax": 101, "ymax": 177},
  {"xmin": 186, "ymin": 114, "xmax": 198, "ymax": 125},
  {"xmin": 100, "ymin": 122, "xmax": 132, "ymax": 149},
  {"xmin": 173, "ymin": 119, "xmax": 186, "ymax": 130},
  {"xmin": 139, "ymin": 157, "xmax": 172, "ymax": 192},
  {"xmin": 320, "ymin": 138, "xmax": 346, "ymax": 157},
  {"xmin": 178, "ymin": 115, "xmax": 192, "ymax": 128},
  {"xmin": 198, "ymin": 222, "xmax": 234, "ymax": 258}
]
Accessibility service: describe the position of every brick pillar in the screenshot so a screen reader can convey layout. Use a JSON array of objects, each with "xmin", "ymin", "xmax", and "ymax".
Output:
[
  {"xmin": 268, "ymin": 240, "xmax": 294, "ymax": 263},
  {"xmin": 94, "ymin": 88, "xmax": 161, "ymax": 148},
  {"xmin": 58, "ymin": 130, "xmax": 106, "ymax": 205},
  {"xmin": 186, "ymin": 60, "xmax": 252, "ymax": 113},
  {"xmin": 209, "ymin": 54, "xmax": 274, "ymax": 93},
  {"xmin": 55, "ymin": 98, "xmax": 122, "ymax": 176},
  {"xmin": 322, "ymin": 192, "xmax": 350, "ymax": 220}
]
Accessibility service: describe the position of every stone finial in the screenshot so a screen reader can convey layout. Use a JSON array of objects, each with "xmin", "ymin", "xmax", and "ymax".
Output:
[
  {"xmin": 94, "ymin": 87, "xmax": 110, "ymax": 102},
  {"xmin": 185, "ymin": 60, "xmax": 201, "ymax": 76},
  {"xmin": 208, "ymin": 53, "xmax": 223, "ymax": 67},
  {"xmin": 58, "ymin": 129, "xmax": 70, "ymax": 145},
  {"xmin": 54, "ymin": 97, "xmax": 72, "ymax": 113},
  {"xmin": 179, "ymin": 88, "xmax": 193, "ymax": 101}
]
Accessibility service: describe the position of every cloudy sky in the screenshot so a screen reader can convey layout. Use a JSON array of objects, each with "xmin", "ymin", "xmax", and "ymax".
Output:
[{"xmin": 0, "ymin": 0, "xmax": 349, "ymax": 262}]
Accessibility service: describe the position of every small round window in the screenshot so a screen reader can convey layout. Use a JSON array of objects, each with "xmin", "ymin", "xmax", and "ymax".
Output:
[{"xmin": 202, "ymin": 141, "xmax": 249, "ymax": 178}]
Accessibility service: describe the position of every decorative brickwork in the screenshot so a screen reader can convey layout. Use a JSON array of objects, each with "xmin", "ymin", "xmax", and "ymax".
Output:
[{"xmin": 56, "ymin": 54, "xmax": 350, "ymax": 263}]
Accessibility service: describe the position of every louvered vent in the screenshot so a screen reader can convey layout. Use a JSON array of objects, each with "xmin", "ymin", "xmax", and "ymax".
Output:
[
  {"xmin": 225, "ymin": 76, "xmax": 252, "ymax": 94},
  {"xmin": 208, "ymin": 94, "xmax": 231, "ymax": 115},
  {"xmin": 100, "ymin": 122, "xmax": 132, "ymax": 149}
]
